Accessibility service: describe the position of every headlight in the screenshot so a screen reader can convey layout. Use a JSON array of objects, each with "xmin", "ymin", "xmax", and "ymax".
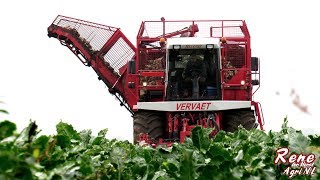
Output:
[
  {"xmin": 206, "ymin": 44, "xmax": 214, "ymax": 49},
  {"xmin": 173, "ymin": 45, "xmax": 181, "ymax": 49},
  {"xmin": 143, "ymin": 82, "xmax": 147, "ymax": 86},
  {"xmin": 240, "ymin": 80, "xmax": 245, "ymax": 85}
]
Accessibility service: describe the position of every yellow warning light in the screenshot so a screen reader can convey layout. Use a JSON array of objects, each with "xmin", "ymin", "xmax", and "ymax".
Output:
[
  {"xmin": 220, "ymin": 37, "xmax": 227, "ymax": 43},
  {"xmin": 160, "ymin": 37, "xmax": 166, "ymax": 43}
]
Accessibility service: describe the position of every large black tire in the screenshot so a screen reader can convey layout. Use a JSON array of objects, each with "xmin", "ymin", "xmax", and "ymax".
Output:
[
  {"xmin": 222, "ymin": 109, "xmax": 258, "ymax": 132},
  {"xmin": 133, "ymin": 111, "xmax": 165, "ymax": 144}
]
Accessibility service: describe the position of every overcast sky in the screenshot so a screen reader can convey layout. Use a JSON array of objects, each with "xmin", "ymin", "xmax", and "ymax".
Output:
[{"xmin": 1, "ymin": 0, "xmax": 319, "ymax": 141}]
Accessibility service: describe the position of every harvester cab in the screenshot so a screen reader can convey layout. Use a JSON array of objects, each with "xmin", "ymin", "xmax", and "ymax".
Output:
[{"xmin": 166, "ymin": 37, "xmax": 221, "ymax": 101}]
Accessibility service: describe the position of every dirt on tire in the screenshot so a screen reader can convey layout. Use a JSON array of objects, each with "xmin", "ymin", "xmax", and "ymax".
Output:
[
  {"xmin": 133, "ymin": 111, "xmax": 165, "ymax": 143},
  {"xmin": 222, "ymin": 109, "xmax": 258, "ymax": 132}
]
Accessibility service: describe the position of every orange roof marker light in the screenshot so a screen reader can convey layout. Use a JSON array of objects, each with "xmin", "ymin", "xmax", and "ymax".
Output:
[
  {"xmin": 220, "ymin": 37, "xmax": 227, "ymax": 43},
  {"xmin": 160, "ymin": 37, "xmax": 166, "ymax": 43}
]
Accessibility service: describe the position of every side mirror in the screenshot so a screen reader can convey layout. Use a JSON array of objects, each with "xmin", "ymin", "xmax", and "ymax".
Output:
[
  {"xmin": 128, "ymin": 59, "xmax": 136, "ymax": 74},
  {"xmin": 252, "ymin": 80, "xmax": 260, "ymax": 86},
  {"xmin": 128, "ymin": 82, "xmax": 135, "ymax": 88},
  {"xmin": 251, "ymin": 57, "xmax": 259, "ymax": 71}
]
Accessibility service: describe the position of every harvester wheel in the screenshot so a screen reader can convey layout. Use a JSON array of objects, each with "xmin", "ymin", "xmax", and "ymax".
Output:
[
  {"xmin": 133, "ymin": 111, "xmax": 165, "ymax": 144},
  {"xmin": 223, "ymin": 109, "xmax": 258, "ymax": 132}
]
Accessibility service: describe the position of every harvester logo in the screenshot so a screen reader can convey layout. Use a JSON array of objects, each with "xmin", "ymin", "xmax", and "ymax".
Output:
[
  {"xmin": 176, "ymin": 102, "xmax": 212, "ymax": 111},
  {"xmin": 274, "ymin": 147, "xmax": 317, "ymax": 178}
]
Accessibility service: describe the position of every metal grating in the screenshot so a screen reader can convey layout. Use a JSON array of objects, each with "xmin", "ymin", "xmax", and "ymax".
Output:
[
  {"xmin": 222, "ymin": 44, "xmax": 246, "ymax": 82},
  {"xmin": 139, "ymin": 20, "xmax": 247, "ymax": 39},
  {"xmin": 139, "ymin": 51, "xmax": 164, "ymax": 70},
  {"xmin": 103, "ymin": 37, "xmax": 135, "ymax": 75},
  {"xmin": 142, "ymin": 21, "xmax": 163, "ymax": 38},
  {"xmin": 52, "ymin": 15, "xmax": 118, "ymax": 51},
  {"xmin": 225, "ymin": 44, "xmax": 246, "ymax": 68},
  {"xmin": 211, "ymin": 21, "xmax": 245, "ymax": 38}
]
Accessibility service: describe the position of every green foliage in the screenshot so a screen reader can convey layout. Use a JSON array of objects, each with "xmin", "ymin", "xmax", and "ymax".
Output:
[
  {"xmin": 0, "ymin": 101, "xmax": 9, "ymax": 115},
  {"xmin": 0, "ymin": 109, "xmax": 9, "ymax": 114},
  {"xmin": 0, "ymin": 120, "xmax": 16, "ymax": 140},
  {"xmin": 0, "ymin": 118, "xmax": 319, "ymax": 179}
]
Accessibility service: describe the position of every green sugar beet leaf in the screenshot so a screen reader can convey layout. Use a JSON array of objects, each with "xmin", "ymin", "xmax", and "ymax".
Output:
[
  {"xmin": 309, "ymin": 135, "xmax": 320, "ymax": 146},
  {"xmin": 56, "ymin": 121, "xmax": 80, "ymax": 141},
  {"xmin": 0, "ymin": 109, "xmax": 9, "ymax": 115},
  {"xmin": 0, "ymin": 120, "xmax": 16, "ymax": 141},
  {"xmin": 180, "ymin": 149, "xmax": 196, "ymax": 180},
  {"xmin": 191, "ymin": 126, "xmax": 211, "ymax": 152}
]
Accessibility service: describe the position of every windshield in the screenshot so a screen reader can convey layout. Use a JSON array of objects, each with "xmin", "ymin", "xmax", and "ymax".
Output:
[{"xmin": 167, "ymin": 48, "xmax": 220, "ymax": 100}]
